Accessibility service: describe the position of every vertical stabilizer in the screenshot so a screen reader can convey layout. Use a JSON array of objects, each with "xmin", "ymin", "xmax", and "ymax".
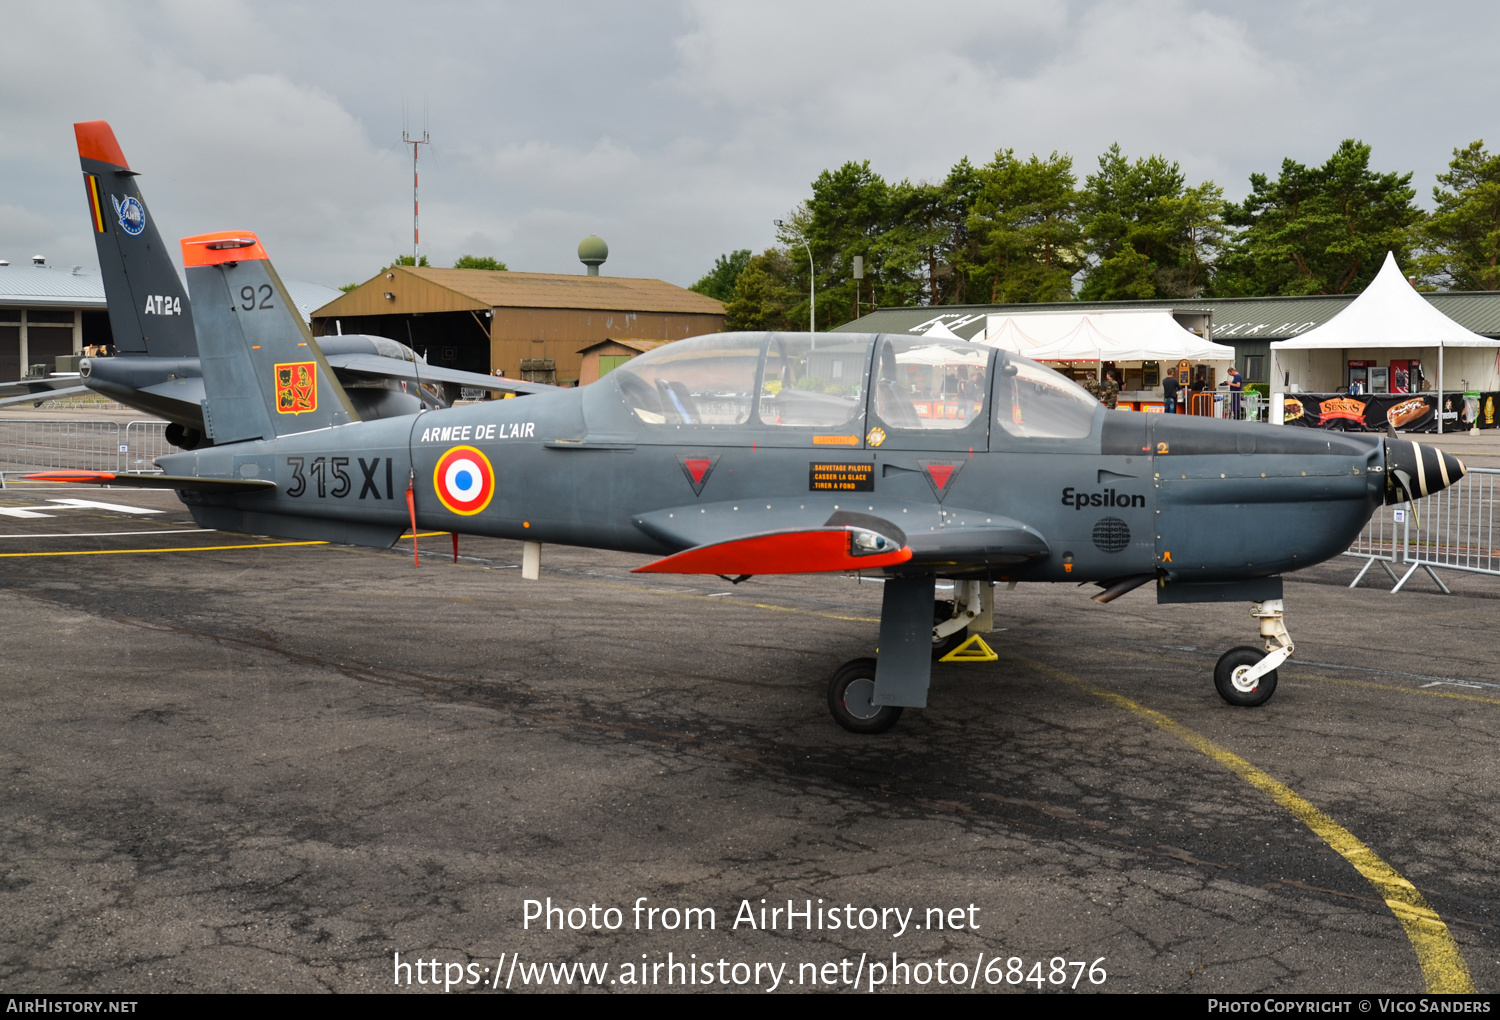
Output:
[
  {"xmin": 74, "ymin": 121, "xmax": 196, "ymax": 357},
  {"xmin": 183, "ymin": 231, "xmax": 359, "ymax": 443}
]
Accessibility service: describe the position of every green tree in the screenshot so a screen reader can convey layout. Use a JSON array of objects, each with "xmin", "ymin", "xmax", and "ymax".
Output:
[
  {"xmin": 339, "ymin": 283, "xmax": 359, "ymax": 293},
  {"xmin": 723, "ymin": 249, "xmax": 800, "ymax": 331},
  {"xmin": 453, "ymin": 255, "xmax": 508, "ymax": 270},
  {"xmin": 966, "ymin": 150, "xmax": 1083, "ymax": 303},
  {"xmin": 1078, "ymin": 144, "xmax": 1224, "ymax": 299},
  {"xmin": 1219, "ymin": 140, "xmax": 1421, "ymax": 295},
  {"xmin": 387, "ymin": 255, "xmax": 430, "ymax": 268},
  {"xmin": 690, "ymin": 249, "xmax": 752, "ymax": 301},
  {"xmin": 1412, "ymin": 141, "xmax": 1500, "ymax": 291}
]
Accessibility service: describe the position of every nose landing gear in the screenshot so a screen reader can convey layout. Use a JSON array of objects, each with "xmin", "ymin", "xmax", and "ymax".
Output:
[{"xmin": 1214, "ymin": 599, "xmax": 1294, "ymax": 707}]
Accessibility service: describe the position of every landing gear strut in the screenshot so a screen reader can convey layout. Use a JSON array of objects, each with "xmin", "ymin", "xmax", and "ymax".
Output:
[{"xmin": 1214, "ymin": 599, "xmax": 1294, "ymax": 707}]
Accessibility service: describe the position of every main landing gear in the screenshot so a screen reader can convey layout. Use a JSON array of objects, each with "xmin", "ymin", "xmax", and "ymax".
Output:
[
  {"xmin": 827, "ymin": 578, "xmax": 995, "ymax": 734},
  {"xmin": 1213, "ymin": 599, "xmax": 1294, "ymax": 707}
]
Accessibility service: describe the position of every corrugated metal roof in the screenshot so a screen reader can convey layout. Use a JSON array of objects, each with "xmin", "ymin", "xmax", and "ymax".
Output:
[
  {"xmin": 314, "ymin": 266, "xmax": 725, "ymax": 318},
  {"xmin": 830, "ymin": 292, "xmax": 1500, "ymax": 342},
  {"xmin": 0, "ymin": 265, "xmax": 107, "ymax": 308}
]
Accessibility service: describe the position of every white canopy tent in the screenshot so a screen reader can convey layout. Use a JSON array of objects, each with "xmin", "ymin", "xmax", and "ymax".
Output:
[
  {"xmin": 981, "ymin": 310, "xmax": 1234, "ymax": 364},
  {"xmin": 1270, "ymin": 252, "xmax": 1500, "ymax": 433}
]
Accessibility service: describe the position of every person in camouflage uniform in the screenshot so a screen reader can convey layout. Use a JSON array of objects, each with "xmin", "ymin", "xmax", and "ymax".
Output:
[
  {"xmin": 1084, "ymin": 373, "xmax": 1101, "ymax": 401},
  {"xmin": 1101, "ymin": 369, "xmax": 1121, "ymax": 410}
]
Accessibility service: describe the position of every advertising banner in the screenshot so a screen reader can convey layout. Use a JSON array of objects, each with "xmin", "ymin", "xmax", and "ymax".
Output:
[{"xmin": 1279, "ymin": 393, "xmax": 1500, "ymax": 431}]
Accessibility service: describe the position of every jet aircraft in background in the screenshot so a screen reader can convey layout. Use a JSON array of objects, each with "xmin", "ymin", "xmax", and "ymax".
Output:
[
  {"xmin": 71, "ymin": 121, "xmax": 547, "ymax": 449},
  {"xmin": 39, "ymin": 132, "xmax": 1468, "ymax": 734}
]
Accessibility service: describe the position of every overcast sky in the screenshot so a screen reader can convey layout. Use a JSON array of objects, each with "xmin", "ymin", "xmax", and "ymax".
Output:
[{"xmin": 3, "ymin": 1, "xmax": 1497, "ymax": 291}]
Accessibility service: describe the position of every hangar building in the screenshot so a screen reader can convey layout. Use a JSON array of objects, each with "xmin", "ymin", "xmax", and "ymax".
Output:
[
  {"xmin": 310, "ymin": 267, "xmax": 725, "ymax": 386},
  {"xmin": 0, "ymin": 258, "xmax": 111, "ymax": 380}
]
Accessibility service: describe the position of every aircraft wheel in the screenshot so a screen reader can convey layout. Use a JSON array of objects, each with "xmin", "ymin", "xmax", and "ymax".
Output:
[
  {"xmin": 1214, "ymin": 646, "xmax": 1278, "ymax": 707},
  {"xmin": 828, "ymin": 658, "xmax": 903, "ymax": 734},
  {"xmin": 932, "ymin": 600, "xmax": 965, "ymax": 659}
]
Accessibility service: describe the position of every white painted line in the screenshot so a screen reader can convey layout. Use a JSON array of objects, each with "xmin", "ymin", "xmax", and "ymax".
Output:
[
  {"xmin": 46, "ymin": 498, "xmax": 164, "ymax": 515},
  {"xmin": 1420, "ymin": 680, "xmax": 1491, "ymax": 691},
  {"xmin": 0, "ymin": 528, "xmax": 213, "ymax": 539},
  {"xmin": 0, "ymin": 508, "xmax": 54, "ymax": 518}
]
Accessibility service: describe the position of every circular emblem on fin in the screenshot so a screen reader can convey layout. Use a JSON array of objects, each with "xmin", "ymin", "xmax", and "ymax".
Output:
[
  {"xmin": 866, "ymin": 427, "xmax": 886, "ymax": 448},
  {"xmin": 114, "ymin": 195, "xmax": 146, "ymax": 237},
  {"xmin": 434, "ymin": 445, "xmax": 495, "ymax": 515}
]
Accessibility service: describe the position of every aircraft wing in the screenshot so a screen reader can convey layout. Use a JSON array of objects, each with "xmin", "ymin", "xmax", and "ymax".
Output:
[
  {"xmin": 320, "ymin": 354, "xmax": 556, "ymax": 395},
  {"xmin": 0, "ymin": 384, "xmax": 89, "ymax": 407},
  {"xmin": 631, "ymin": 502, "xmax": 1048, "ymax": 575},
  {"xmin": 23, "ymin": 470, "xmax": 275, "ymax": 493}
]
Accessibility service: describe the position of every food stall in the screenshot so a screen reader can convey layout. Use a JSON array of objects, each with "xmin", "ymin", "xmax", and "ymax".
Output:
[{"xmin": 1270, "ymin": 253, "xmax": 1500, "ymax": 433}]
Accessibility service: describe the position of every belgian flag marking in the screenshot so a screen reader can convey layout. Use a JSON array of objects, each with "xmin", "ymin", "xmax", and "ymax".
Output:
[{"xmin": 84, "ymin": 174, "xmax": 107, "ymax": 233}]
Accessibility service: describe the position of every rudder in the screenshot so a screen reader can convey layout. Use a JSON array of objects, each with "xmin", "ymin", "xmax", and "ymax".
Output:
[{"xmin": 183, "ymin": 231, "xmax": 359, "ymax": 442}]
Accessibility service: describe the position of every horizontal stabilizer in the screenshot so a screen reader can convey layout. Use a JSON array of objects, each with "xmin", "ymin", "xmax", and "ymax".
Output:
[
  {"xmin": 23, "ymin": 470, "xmax": 275, "ymax": 493},
  {"xmin": 321, "ymin": 353, "xmax": 555, "ymax": 395},
  {"xmin": 633, "ymin": 527, "xmax": 911, "ymax": 575}
]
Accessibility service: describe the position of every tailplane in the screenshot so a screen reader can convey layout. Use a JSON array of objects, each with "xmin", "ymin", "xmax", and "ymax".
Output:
[
  {"xmin": 75, "ymin": 121, "xmax": 196, "ymax": 357},
  {"xmin": 182, "ymin": 231, "xmax": 359, "ymax": 442}
]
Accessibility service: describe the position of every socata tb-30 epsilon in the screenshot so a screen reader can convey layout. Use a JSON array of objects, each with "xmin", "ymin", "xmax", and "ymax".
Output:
[{"xmin": 39, "ymin": 224, "xmax": 1465, "ymax": 735}]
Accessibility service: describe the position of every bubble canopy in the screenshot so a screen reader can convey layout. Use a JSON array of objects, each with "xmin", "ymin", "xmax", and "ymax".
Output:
[{"xmin": 587, "ymin": 331, "xmax": 1098, "ymax": 444}]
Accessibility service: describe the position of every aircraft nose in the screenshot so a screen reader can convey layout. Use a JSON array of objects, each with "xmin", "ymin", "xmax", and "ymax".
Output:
[{"xmin": 1385, "ymin": 439, "xmax": 1466, "ymax": 503}]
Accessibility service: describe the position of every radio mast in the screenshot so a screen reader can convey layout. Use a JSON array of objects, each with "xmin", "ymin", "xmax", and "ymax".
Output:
[{"xmin": 402, "ymin": 107, "xmax": 430, "ymax": 264}]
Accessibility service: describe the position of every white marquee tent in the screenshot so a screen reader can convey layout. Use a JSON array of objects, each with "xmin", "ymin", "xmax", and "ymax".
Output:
[
  {"xmin": 1270, "ymin": 253, "xmax": 1500, "ymax": 431},
  {"xmin": 980, "ymin": 310, "xmax": 1235, "ymax": 364}
]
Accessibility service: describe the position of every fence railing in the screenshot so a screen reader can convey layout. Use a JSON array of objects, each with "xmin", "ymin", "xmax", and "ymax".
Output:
[
  {"xmin": 1344, "ymin": 467, "xmax": 1500, "ymax": 592},
  {"xmin": 0, "ymin": 419, "xmax": 179, "ymax": 482}
]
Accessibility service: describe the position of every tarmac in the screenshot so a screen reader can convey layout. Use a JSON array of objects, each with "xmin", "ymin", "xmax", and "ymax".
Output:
[{"xmin": 0, "ymin": 479, "xmax": 1496, "ymax": 994}]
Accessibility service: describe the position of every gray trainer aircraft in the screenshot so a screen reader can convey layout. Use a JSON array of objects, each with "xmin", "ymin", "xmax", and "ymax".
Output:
[
  {"xmin": 72, "ymin": 120, "xmax": 545, "ymax": 449},
  {"xmin": 37, "ymin": 224, "xmax": 1466, "ymax": 733}
]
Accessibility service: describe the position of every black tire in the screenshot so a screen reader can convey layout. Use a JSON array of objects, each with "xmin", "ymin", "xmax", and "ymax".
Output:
[
  {"xmin": 932, "ymin": 600, "xmax": 965, "ymax": 659},
  {"xmin": 827, "ymin": 658, "xmax": 903, "ymax": 734},
  {"xmin": 1214, "ymin": 646, "xmax": 1278, "ymax": 707}
]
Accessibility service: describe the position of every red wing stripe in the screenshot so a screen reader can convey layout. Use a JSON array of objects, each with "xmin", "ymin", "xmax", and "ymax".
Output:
[
  {"xmin": 23, "ymin": 471, "xmax": 118, "ymax": 483},
  {"xmin": 633, "ymin": 529, "xmax": 911, "ymax": 575}
]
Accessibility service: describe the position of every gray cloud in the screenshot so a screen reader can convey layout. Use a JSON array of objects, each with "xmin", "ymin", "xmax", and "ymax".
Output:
[{"xmin": 3, "ymin": 1, "xmax": 1497, "ymax": 290}]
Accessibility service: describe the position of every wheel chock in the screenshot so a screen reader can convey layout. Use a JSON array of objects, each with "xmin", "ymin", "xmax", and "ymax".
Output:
[{"xmin": 939, "ymin": 634, "xmax": 998, "ymax": 663}]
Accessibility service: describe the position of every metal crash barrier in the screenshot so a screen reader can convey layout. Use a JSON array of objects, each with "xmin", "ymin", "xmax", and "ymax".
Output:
[
  {"xmin": 0, "ymin": 419, "xmax": 180, "ymax": 483},
  {"xmin": 1345, "ymin": 467, "xmax": 1500, "ymax": 592}
]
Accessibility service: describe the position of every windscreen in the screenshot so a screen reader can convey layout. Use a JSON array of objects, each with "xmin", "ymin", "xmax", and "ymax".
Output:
[{"xmin": 995, "ymin": 357, "xmax": 1099, "ymax": 439}]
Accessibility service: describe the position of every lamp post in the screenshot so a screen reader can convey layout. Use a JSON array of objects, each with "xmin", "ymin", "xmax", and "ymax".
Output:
[{"xmin": 774, "ymin": 219, "xmax": 814, "ymax": 335}]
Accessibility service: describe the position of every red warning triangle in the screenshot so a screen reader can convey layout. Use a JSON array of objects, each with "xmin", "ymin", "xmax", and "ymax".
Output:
[
  {"xmin": 916, "ymin": 458, "xmax": 965, "ymax": 502},
  {"xmin": 677, "ymin": 454, "xmax": 720, "ymax": 497}
]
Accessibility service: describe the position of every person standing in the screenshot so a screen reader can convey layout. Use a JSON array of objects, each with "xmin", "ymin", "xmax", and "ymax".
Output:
[
  {"xmin": 1102, "ymin": 369, "xmax": 1121, "ymax": 410},
  {"xmin": 1226, "ymin": 365, "xmax": 1244, "ymax": 419},
  {"xmin": 1162, "ymin": 371, "xmax": 1180, "ymax": 415},
  {"xmin": 1084, "ymin": 373, "xmax": 1101, "ymax": 402}
]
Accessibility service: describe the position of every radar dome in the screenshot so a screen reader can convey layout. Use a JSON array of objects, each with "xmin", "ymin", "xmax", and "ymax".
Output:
[{"xmin": 578, "ymin": 235, "xmax": 608, "ymax": 276}]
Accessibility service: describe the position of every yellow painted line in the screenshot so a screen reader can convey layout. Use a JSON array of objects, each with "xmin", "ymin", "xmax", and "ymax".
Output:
[
  {"xmin": 1007, "ymin": 652, "xmax": 1476, "ymax": 994},
  {"xmin": 396, "ymin": 531, "xmax": 449, "ymax": 539},
  {"xmin": 0, "ymin": 540, "xmax": 326, "ymax": 558}
]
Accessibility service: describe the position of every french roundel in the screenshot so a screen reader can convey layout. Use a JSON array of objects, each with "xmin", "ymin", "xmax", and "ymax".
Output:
[{"xmin": 433, "ymin": 445, "xmax": 495, "ymax": 515}]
